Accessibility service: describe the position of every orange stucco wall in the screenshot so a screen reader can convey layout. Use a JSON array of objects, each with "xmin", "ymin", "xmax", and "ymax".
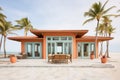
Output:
[
  {"xmin": 72, "ymin": 36, "xmax": 77, "ymax": 58},
  {"xmin": 42, "ymin": 35, "xmax": 46, "ymax": 59}
]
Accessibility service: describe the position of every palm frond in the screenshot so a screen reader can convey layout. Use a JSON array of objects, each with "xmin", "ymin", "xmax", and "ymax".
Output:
[
  {"xmin": 103, "ymin": 6, "xmax": 116, "ymax": 14},
  {"xmin": 101, "ymin": 0, "xmax": 109, "ymax": 12},
  {"xmin": 83, "ymin": 18, "xmax": 95, "ymax": 25},
  {"xmin": 0, "ymin": 13, "xmax": 7, "ymax": 18},
  {"xmin": 7, "ymin": 31, "xmax": 17, "ymax": 35}
]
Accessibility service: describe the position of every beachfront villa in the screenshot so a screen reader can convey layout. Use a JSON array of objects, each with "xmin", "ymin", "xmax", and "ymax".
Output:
[{"xmin": 8, "ymin": 29, "xmax": 113, "ymax": 59}]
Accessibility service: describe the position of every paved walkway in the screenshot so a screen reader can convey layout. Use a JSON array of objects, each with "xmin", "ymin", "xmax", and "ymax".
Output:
[
  {"xmin": 0, "ymin": 58, "xmax": 115, "ymax": 67},
  {"xmin": 0, "ymin": 58, "xmax": 118, "ymax": 80}
]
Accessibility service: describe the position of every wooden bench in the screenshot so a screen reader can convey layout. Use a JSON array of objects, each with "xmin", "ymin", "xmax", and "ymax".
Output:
[{"xmin": 48, "ymin": 54, "xmax": 72, "ymax": 63}]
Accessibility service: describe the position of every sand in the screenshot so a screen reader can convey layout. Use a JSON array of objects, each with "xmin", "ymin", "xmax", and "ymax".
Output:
[{"xmin": 0, "ymin": 53, "xmax": 120, "ymax": 80}]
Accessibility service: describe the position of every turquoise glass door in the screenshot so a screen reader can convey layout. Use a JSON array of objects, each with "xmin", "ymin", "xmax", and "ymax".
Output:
[
  {"xmin": 78, "ymin": 42, "xmax": 95, "ymax": 58},
  {"xmin": 26, "ymin": 42, "xmax": 42, "ymax": 59},
  {"xmin": 78, "ymin": 43, "xmax": 82, "ymax": 57},
  {"xmin": 56, "ymin": 42, "xmax": 63, "ymax": 54},
  {"xmin": 34, "ymin": 43, "xmax": 41, "ymax": 58},
  {"xmin": 27, "ymin": 43, "xmax": 33, "ymax": 57},
  {"xmin": 83, "ymin": 43, "xmax": 89, "ymax": 58},
  {"xmin": 46, "ymin": 36, "xmax": 73, "ymax": 57}
]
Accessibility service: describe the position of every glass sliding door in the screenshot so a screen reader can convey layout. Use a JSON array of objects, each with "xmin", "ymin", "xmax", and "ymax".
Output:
[
  {"xmin": 26, "ymin": 42, "xmax": 42, "ymax": 59},
  {"xmin": 46, "ymin": 36, "xmax": 73, "ymax": 57},
  {"xmin": 78, "ymin": 42, "xmax": 95, "ymax": 58},
  {"xmin": 48, "ymin": 43, "xmax": 51, "ymax": 55},
  {"xmin": 64, "ymin": 43, "xmax": 68, "ymax": 54},
  {"xmin": 83, "ymin": 43, "xmax": 89, "ymax": 58},
  {"xmin": 68, "ymin": 43, "xmax": 72, "ymax": 54},
  {"xmin": 90, "ymin": 43, "xmax": 95, "ymax": 57},
  {"xmin": 57, "ymin": 43, "xmax": 63, "ymax": 54},
  {"xmin": 34, "ymin": 43, "xmax": 41, "ymax": 58},
  {"xmin": 52, "ymin": 43, "xmax": 55, "ymax": 54},
  {"xmin": 78, "ymin": 43, "xmax": 82, "ymax": 57},
  {"xmin": 27, "ymin": 43, "xmax": 33, "ymax": 57}
]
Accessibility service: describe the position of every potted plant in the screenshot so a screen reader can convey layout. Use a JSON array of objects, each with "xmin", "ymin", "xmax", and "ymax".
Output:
[
  {"xmin": 90, "ymin": 51, "xmax": 94, "ymax": 60},
  {"xmin": 101, "ymin": 55, "xmax": 107, "ymax": 63},
  {"xmin": 10, "ymin": 54, "xmax": 17, "ymax": 63}
]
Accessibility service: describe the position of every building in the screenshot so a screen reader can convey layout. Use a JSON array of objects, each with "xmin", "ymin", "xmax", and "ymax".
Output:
[{"xmin": 8, "ymin": 29, "xmax": 113, "ymax": 59}]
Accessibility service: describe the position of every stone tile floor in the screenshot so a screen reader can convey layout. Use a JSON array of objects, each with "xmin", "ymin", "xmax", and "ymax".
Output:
[{"xmin": 0, "ymin": 58, "xmax": 117, "ymax": 80}]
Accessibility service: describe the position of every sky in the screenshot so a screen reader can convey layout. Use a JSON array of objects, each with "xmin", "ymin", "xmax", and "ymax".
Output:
[{"xmin": 0, "ymin": 0, "xmax": 120, "ymax": 53}]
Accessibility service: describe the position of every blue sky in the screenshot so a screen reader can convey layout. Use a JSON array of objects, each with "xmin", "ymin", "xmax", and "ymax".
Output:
[{"xmin": 0, "ymin": 0, "xmax": 120, "ymax": 53}]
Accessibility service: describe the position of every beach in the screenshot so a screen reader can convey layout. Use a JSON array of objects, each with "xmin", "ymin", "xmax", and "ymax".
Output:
[{"xmin": 0, "ymin": 53, "xmax": 120, "ymax": 80}]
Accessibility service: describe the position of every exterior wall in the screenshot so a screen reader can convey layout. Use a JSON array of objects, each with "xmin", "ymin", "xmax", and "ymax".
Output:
[
  {"xmin": 9, "ymin": 30, "xmax": 112, "ymax": 59},
  {"xmin": 21, "ymin": 42, "xmax": 25, "ymax": 55},
  {"xmin": 20, "ymin": 38, "xmax": 99, "ymax": 59}
]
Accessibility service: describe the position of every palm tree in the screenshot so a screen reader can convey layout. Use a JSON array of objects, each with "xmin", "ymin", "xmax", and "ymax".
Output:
[
  {"xmin": 0, "ymin": 21, "xmax": 17, "ymax": 58},
  {"xmin": 83, "ymin": 0, "xmax": 115, "ymax": 56},
  {"xmin": 0, "ymin": 7, "xmax": 7, "ymax": 50},
  {"xmin": 98, "ymin": 24, "xmax": 105, "ymax": 56},
  {"xmin": 16, "ymin": 17, "xmax": 33, "ymax": 36},
  {"xmin": 98, "ymin": 16, "xmax": 115, "ymax": 58},
  {"xmin": 105, "ymin": 25, "xmax": 115, "ymax": 57}
]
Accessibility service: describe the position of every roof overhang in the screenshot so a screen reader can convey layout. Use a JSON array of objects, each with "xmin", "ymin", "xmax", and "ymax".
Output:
[
  {"xmin": 30, "ymin": 29, "xmax": 88, "ymax": 37},
  {"xmin": 76, "ymin": 36, "xmax": 114, "ymax": 42},
  {"xmin": 8, "ymin": 36, "xmax": 43, "ymax": 42}
]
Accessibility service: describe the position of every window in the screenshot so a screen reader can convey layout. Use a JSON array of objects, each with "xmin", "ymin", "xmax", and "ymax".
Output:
[
  {"xmin": 68, "ymin": 37, "xmax": 72, "ymax": 40},
  {"xmin": 61, "ymin": 37, "xmax": 67, "ymax": 40},
  {"xmin": 53, "ymin": 37, "xmax": 59, "ymax": 40},
  {"xmin": 47, "ymin": 37, "xmax": 51, "ymax": 40}
]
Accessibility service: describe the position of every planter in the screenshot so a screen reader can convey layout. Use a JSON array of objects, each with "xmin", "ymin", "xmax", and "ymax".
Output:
[
  {"xmin": 101, "ymin": 56, "xmax": 107, "ymax": 63},
  {"xmin": 10, "ymin": 55, "xmax": 17, "ymax": 63},
  {"xmin": 90, "ymin": 51, "xmax": 94, "ymax": 60}
]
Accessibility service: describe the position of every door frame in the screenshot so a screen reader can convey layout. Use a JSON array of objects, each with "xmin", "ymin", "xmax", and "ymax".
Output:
[
  {"xmin": 77, "ymin": 42, "xmax": 95, "ymax": 59},
  {"xmin": 25, "ymin": 42, "xmax": 42, "ymax": 59},
  {"xmin": 46, "ymin": 36, "xmax": 73, "ymax": 58}
]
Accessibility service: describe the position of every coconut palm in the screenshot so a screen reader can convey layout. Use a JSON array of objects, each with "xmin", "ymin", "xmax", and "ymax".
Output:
[
  {"xmin": 0, "ymin": 21, "xmax": 17, "ymax": 58},
  {"xmin": 83, "ymin": 0, "xmax": 115, "ymax": 56},
  {"xmin": 98, "ymin": 24, "xmax": 105, "ymax": 56},
  {"xmin": 102, "ymin": 16, "xmax": 112, "ymax": 58},
  {"xmin": 0, "ymin": 7, "xmax": 7, "ymax": 50},
  {"xmin": 15, "ymin": 17, "xmax": 33, "ymax": 36},
  {"xmin": 97, "ymin": 16, "xmax": 110, "ymax": 57},
  {"xmin": 98, "ymin": 16, "xmax": 115, "ymax": 58},
  {"xmin": 105, "ymin": 25, "xmax": 115, "ymax": 57}
]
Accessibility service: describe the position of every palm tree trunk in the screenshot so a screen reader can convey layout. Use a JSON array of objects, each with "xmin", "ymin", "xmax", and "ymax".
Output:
[
  {"xmin": 3, "ymin": 36, "xmax": 6, "ymax": 58},
  {"xmin": 0, "ymin": 35, "xmax": 3, "ymax": 50},
  {"xmin": 105, "ymin": 40, "xmax": 108, "ymax": 56},
  {"xmin": 106, "ymin": 41, "xmax": 110, "ymax": 58},
  {"xmin": 99, "ymin": 41, "xmax": 103, "ymax": 56},
  {"xmin": 95, "ymin": 20, "xmax": 99, "ymax": 56},
  {"xmin": 99, "ymin": 33, "xmax": 103, "ymax": 57}
]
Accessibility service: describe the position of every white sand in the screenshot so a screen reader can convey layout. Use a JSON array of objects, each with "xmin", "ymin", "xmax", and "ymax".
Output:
[{"xmin": 0, "ymin": 53, "xmax": 120, "ymax": 80}]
